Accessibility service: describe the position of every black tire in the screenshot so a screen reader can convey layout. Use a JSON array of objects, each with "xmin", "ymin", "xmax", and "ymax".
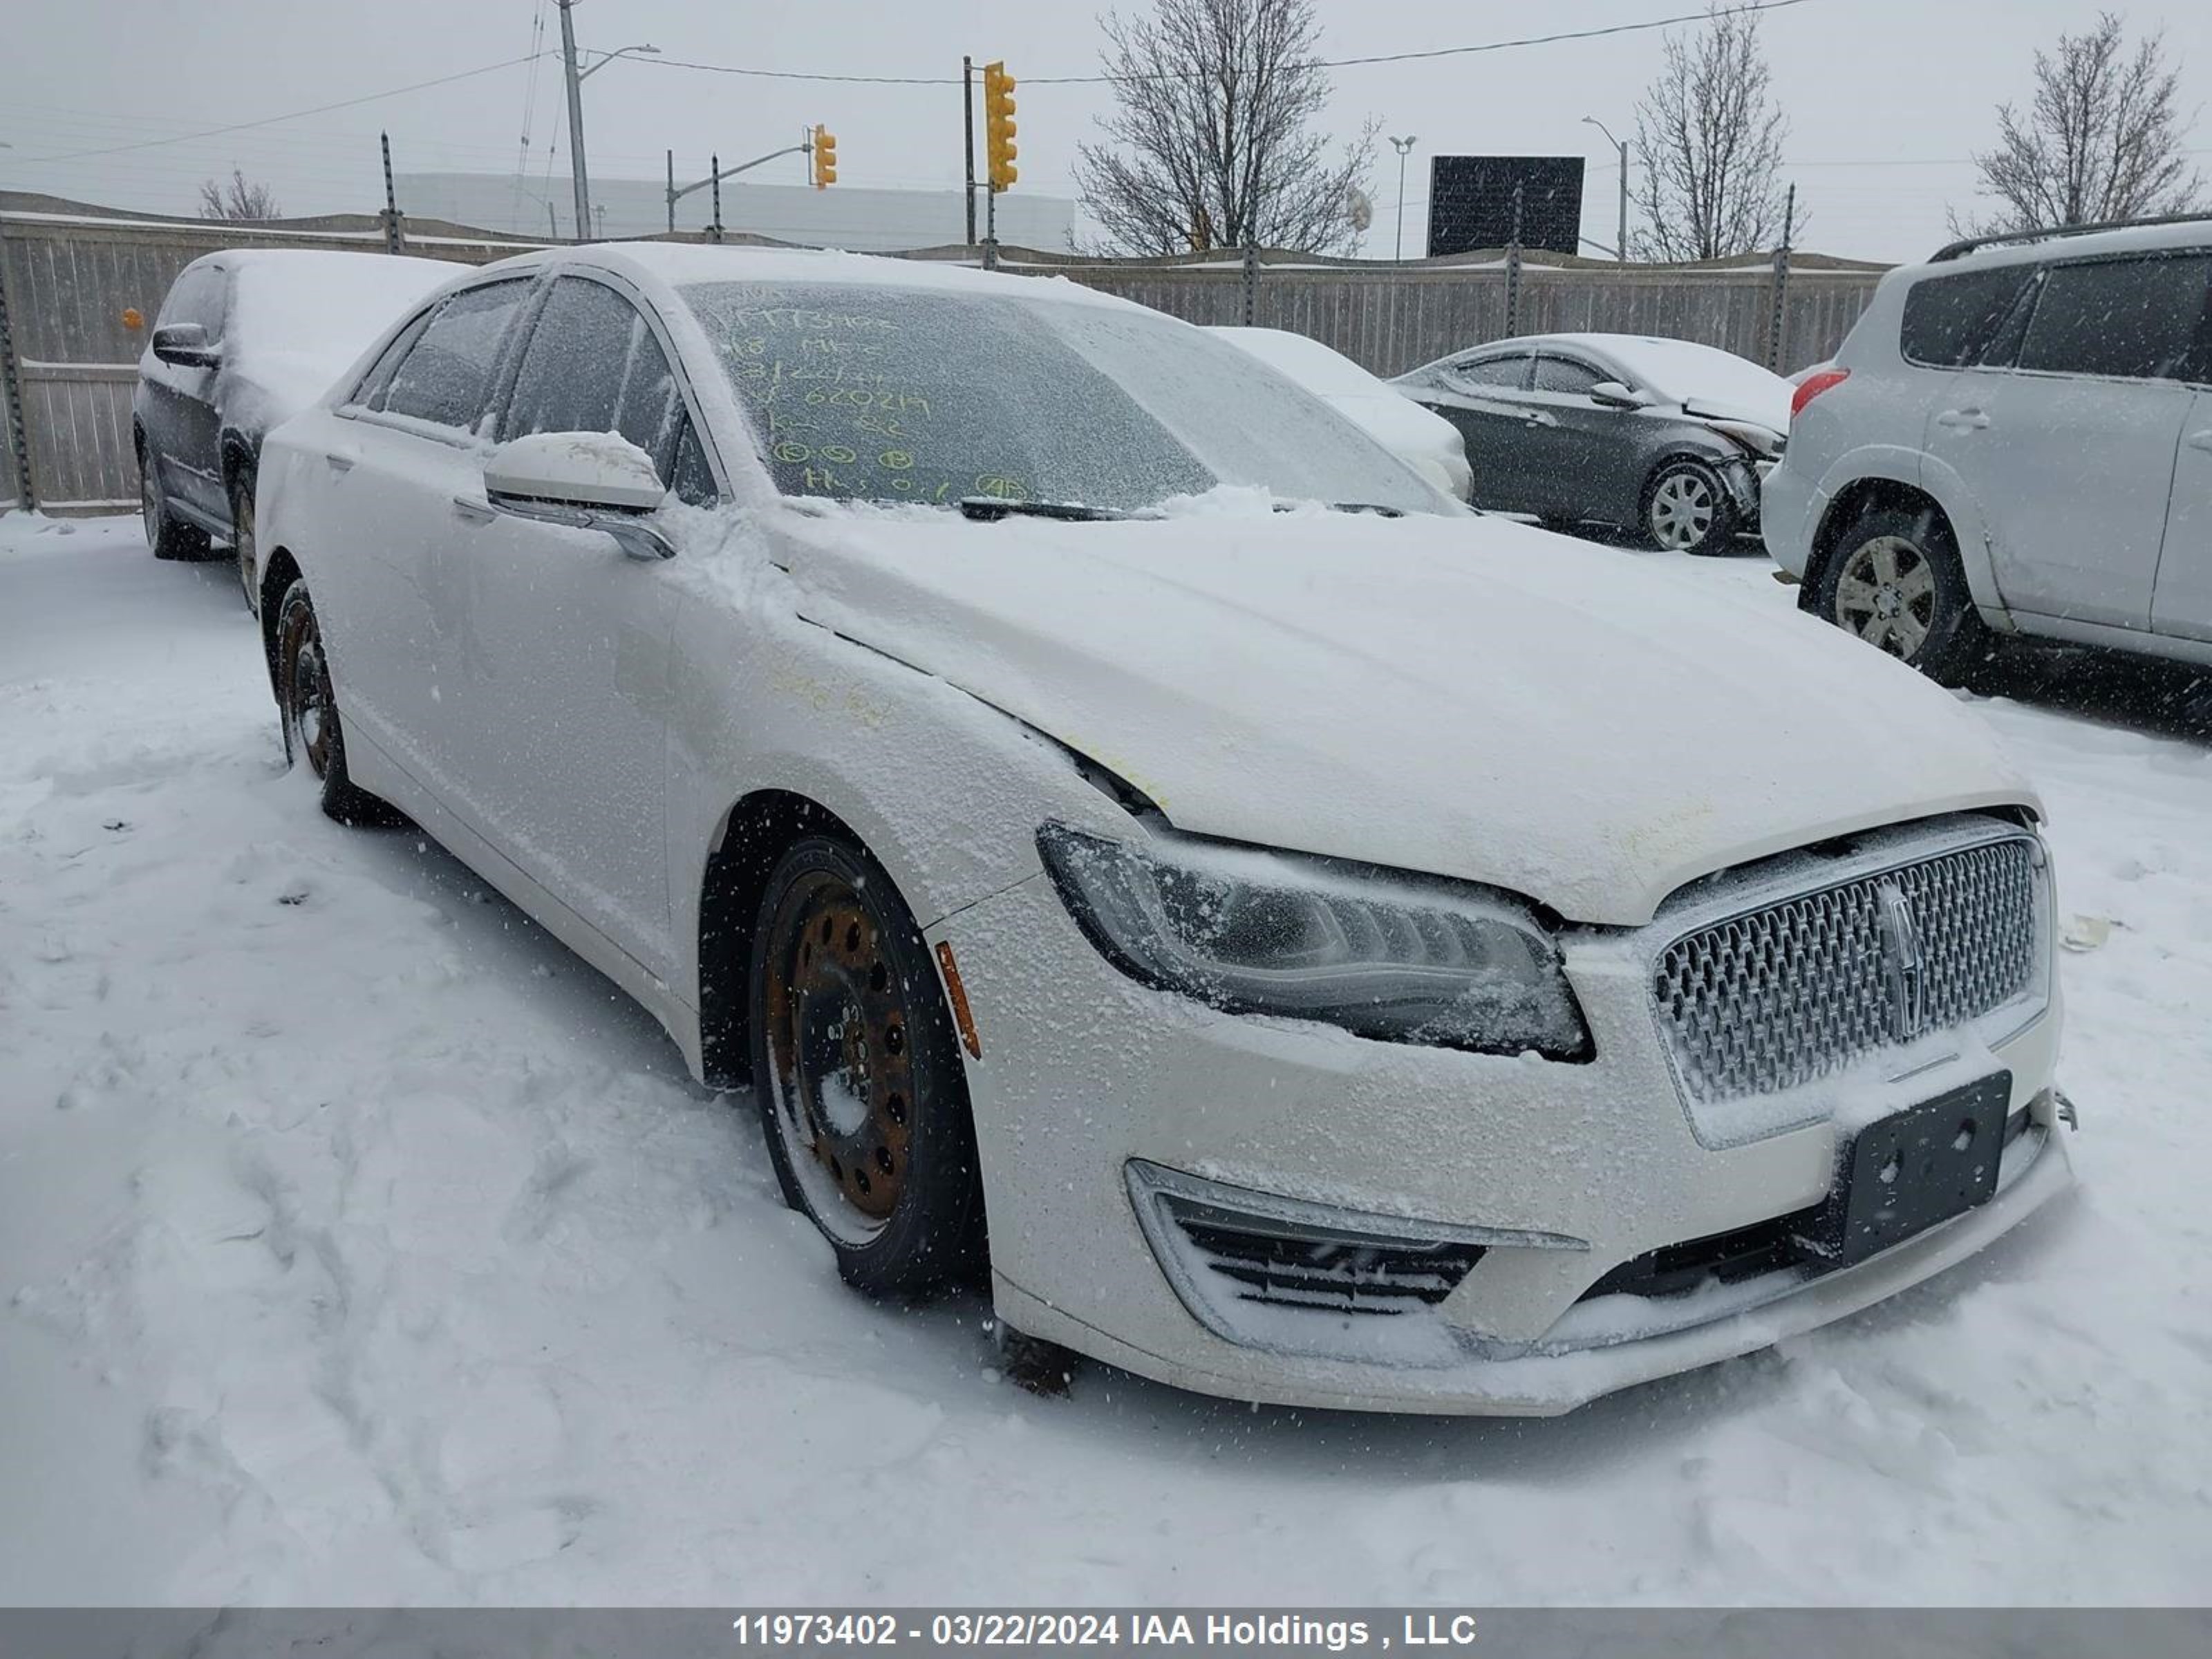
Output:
[
  {"xmin": 1642, "ymin": 457, "xmax": 1740, "ymax": 556},
  {"xmin": 1814, "ymin": 504, "xmax": 1994, "ymax": 686},
  {"xmin": 140, "ymin": 449, "xmax": 212, "ymax": 562},
  {"xmin": 273, "ymin": 578, "xmax": 397, "ymax": 825},
  {"xmin": 749, "ymin": 835, "xmax": 986, "ymax": 1296},
  {"xmin": 228, "ymin": 465, "xmax": 259, "ymax": 615}
]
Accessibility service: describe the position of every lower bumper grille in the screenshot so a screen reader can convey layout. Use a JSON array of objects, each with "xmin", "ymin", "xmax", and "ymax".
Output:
[
  {"xmin": 1125, "ymin": 1161, "xmax": 1577, "ymax": 1362},
  {"xmin": 1580, "ymin": 1102, "xmax": 2034, "ymax": 1304},
  {"xmin": 1172, "ymin": 1214, "xmax": 1483, "ymax": 1316}
]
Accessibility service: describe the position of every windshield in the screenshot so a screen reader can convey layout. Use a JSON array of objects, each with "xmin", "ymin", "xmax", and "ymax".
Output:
[{"xmin": 679, "ymin": 281, "xmax": 1447, "ymax": 515}]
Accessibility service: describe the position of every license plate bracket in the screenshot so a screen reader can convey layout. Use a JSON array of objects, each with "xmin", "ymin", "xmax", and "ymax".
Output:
[{"xmin": 1794, "ymin": 1072, "xmax": 2012, "ymax": 1268}]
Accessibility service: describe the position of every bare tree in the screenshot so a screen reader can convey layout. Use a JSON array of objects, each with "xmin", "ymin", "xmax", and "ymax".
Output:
[
  {"xmin": 1072, "ymin": 0, "xmax": 1376, "ymax": 256},
  {"xmin": 1953, "ymin": 11, "xmax": 2204, "ymax": 236},
  {"xmin": 1631, "ymin": 5, "xmax": 1794, "ymax": 261},
  {"xmin": 198, "ymin": 168, "xmax": 281, "ymax": 222}
]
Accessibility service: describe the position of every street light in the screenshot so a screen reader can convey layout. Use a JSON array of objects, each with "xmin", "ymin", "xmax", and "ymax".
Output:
[
  {"xmin": 1389, "ymin": 135, "xmax": 1417, "ymax": 262},
  {"xmin": 577, "ymin": 43, "xmax": 659, "ymax": 82},
  {"xmin": 1582, "ymin": 115, "xmax": 1629, "ymax": 263}
]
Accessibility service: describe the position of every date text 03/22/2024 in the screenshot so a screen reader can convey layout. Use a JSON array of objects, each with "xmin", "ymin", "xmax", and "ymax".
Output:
[{"xmin": 727, "ymin": 1613, "xmax": 1485, "ymax": 1649}]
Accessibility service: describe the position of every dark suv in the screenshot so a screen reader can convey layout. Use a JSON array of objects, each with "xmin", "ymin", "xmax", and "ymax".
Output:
[{"xmin": 134, "ymin": 249, "xmax": 454, "ymax": 609}]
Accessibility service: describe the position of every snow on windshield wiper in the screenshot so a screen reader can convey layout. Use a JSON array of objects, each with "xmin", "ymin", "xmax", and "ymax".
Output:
[
  {"xmin": 957, "ymin": 496, "xmax": 1132, "ymax": 523},
  {"xmin": 1268, "ymin": 500, "xmax": 1407, "ymax": 518}
]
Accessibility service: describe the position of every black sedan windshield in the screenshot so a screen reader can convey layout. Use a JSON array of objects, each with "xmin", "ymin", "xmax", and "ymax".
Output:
[{"xmin": 679, "ymin": 280, "xmax": 1445, "ymax": 516}]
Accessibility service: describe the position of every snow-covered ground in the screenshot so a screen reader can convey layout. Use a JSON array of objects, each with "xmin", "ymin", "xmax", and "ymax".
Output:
[{"xmin": 3, "ymin": 512, "xmax": 2209, "ymax": 1605}]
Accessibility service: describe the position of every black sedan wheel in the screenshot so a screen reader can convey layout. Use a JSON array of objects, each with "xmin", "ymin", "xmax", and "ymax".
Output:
[{"xmin": 750, "ymin": 836, "xmax": 986, "ymax": 1295}]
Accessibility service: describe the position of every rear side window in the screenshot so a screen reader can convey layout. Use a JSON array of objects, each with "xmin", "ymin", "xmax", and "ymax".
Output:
[
  {"xmin": 1900, "ymin": 265, "xmax": 2037, "ymax": 368},
  {"xmin": 2016, "ymin": 254, "xmax": 2212, "ymax": 382},
  {"xmin": 500, "ymin": 277, "xmax": 685, "ymax": 468},
  {"xmin": 377, "ymin": 279, "xmax": 534, "ymax": 431},
  {"xmin": 350, "ymin": 309, "xmax": 433, "ymax": 408}
]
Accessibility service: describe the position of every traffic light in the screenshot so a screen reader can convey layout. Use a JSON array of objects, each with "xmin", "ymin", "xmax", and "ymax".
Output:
[
  {"xmin": 811, "ymin": 124, "xmax": 837, "ymax": 189},
  {"xmin": 983, "ymin": 62, "xmax": 1017, "ymax": 191}
]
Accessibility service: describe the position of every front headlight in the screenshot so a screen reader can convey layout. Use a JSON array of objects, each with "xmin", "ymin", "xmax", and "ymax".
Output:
[
  {"xmin": 1707, "ymin": 419, "xmax": 1784, "ymax": 460},
  {"xmin": 1037, "ymin": 824, "xmax": 1591, "ymax": 1059}
]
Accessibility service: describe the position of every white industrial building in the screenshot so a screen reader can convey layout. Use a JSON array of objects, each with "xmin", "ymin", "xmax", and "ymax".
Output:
[{"xmin": 394, "ymin": 171, "xmax": 1078, "ymax": 252}]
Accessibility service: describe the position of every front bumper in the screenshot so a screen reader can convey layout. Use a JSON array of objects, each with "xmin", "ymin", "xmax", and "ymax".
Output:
[{"xmin": 936, "ymin": 854, "xmax": 2068, "ymax": 1416}]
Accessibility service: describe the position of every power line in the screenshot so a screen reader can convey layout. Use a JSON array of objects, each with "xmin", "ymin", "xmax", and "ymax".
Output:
[
  {"xmin": 21, "ymin": 53, "xmax": 553, "ymax": 163},
  {"xmin": 630, "ymin": 0, "xmax": 1821, "ymax": 87}
]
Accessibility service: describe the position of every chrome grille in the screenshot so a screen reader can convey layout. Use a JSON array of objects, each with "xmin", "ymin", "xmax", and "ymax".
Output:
[{"xmin": 1653, "ymin": 836, "xmax": 2041, "ymax": 1103}]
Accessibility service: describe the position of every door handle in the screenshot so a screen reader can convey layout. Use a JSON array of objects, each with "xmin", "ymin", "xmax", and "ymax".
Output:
[
  {"xmin": 2188, "ymin": 429, "xmax": 2212, "ymax": 453},
  {"xmin": 1524, "ymin": 411, "xmax": 1558, "ymax": 427},
  {"xmin": 1936, "ymin": 408, "xmax": 1991, "ymax": 431},
  {"xmin": 323, "ymin": 450, "xmax": 357, "ymax": 472},
  {"xmin": 451, "ymin": 494, "xmax": 495, "ymax": 523}
]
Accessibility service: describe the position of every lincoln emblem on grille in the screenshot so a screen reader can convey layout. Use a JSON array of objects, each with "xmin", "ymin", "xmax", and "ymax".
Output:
[{"xmin": 1875, "ymin": 879, "xmax": 1928, "ymax": 1038}]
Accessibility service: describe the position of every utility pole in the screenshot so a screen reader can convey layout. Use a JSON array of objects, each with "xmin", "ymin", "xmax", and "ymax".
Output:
[
  {"xmin": 962, "ymin": 56, "xmax": 977, "ymax": 247},
  {"xmin": 1582, "ymin": 116, "xmax": 1629, "ymax": 263},
  {"xmin": 556, "ymin": 0, "xmax": 590, "ymax": 243},
  {"xmin": 1767, "ymin": 182, "xmax": 1796, "ymax": 371},
  {"xmin": 711, "ymin": 154, "xmax": 722, "ymax": 243},
  {"xmin": 666, "ymin": 149, "xmax": 675, "ymax": 235},
  {"xmin": 379, "ymin": 131, "xmax": 404, "ymax": 254},
  {"xmin": 1388, "ymin": 135, "xmax": 1416, "ymax": 261}
]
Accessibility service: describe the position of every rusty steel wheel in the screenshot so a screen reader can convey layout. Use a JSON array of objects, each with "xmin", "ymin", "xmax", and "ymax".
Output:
[
  {"xmin": 274, "ymin": 577, "xmax": 395, "ymax": 826},
  {"xmin": 749, "ymin": 835, "xmax": 985, "ymax": 1293}
]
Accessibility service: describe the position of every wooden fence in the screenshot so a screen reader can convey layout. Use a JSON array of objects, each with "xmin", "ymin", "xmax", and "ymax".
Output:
[{"xmin": 0, "ymin": 196, "xmax": 1888, "ymax": 515}]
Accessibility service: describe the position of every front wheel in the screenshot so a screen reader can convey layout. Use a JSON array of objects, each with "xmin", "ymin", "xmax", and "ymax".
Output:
[
  {"xmin": 749, "ymin": 836, "xmax": 986, "ymax": 1296},
  {"xmin": 1815, "ymin": 505, "xmax": 1992, "ymax": 685},
  {"xmin": 274, "ymin": 579, "xmax": 396, "ymax": 825},
  {"xmin": 1642, "ymin": 458, "xmax": 1739, "ymax": 555}
]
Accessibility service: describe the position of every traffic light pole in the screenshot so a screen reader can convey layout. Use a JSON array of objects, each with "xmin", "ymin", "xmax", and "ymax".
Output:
[{"xmin": 670, "ymin": 143, "xmax": 815, "ymax": 234}]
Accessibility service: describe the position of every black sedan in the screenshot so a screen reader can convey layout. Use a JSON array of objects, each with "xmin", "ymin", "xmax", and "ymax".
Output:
[{"xmin": 1392, "ymin": 332, "xmax": 1792, "ymax": 554}]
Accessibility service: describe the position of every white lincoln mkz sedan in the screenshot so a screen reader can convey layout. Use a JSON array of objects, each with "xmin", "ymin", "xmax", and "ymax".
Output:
[{"xmin": 250, "ymin": 244, "xmax": 2073, "ymax": 1415}]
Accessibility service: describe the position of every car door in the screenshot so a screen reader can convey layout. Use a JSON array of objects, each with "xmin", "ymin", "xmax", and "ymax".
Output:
[
  {"xmin": 1405, "ymin": 348, "xmax": 1535, "ymax": 511},
  {"xmin": 1924, "ymin": 250, "xmax": 2211, "ymax": 630},
  {"xmin": 2150, "ymin": 390, "xmax": 2212, "ymax": 643},
  {"xmin": 306, "ymin": 276, "xmax": 540, "ymax": 793},
  {"xmin": 1517, "ymin": 352, "xmax": 1631, "ymax": 521},
  {"xmin": 440, "ymin": 272, "xmax": 698, "ymax": 980},
  {"xmin": 141, "ymin": 261, "xmax": 229, "ymax": 517}
]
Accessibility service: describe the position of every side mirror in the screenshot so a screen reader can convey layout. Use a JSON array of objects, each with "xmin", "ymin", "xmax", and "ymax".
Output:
[
  {"xmin": 482, "ymin": 433, "xmax": 675, "ymax": 561},
  {"xmin": 1589, "ymin": 379, "xmax": 1650, "ymax": 409},
  {"xmin": 151, "ymin": 323, "xmax": 222, "ymax": 369}
]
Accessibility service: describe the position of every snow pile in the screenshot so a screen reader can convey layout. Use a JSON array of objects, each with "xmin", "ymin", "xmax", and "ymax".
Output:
[{"xmin": 1, "ymin": 514, "xmax": 2208, "ymax": 1604}]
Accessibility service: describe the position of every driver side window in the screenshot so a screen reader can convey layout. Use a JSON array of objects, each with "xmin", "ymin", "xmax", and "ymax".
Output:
[
  {"xmin": 1532, "ymin": 355, "xmax": 1606, "ymax": 395},
  {"xmin": 500, "ymin": 276, "xmax": 686, "ymax": 478},
  {"xmin": 1451, "ymin": 352, "xmax": 1530, "ymax": 389}
]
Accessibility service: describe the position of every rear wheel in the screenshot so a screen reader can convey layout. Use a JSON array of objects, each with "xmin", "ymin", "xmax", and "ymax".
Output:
[
  {"xmin": 229, "ymin": 468, "xmax": 259, "ymax": 614},
  {"xmin": 1815, "ymin": 505, "xmax": 1992, "ymax": 685},
  {"xmin": 274, "ymin": 578, "xmax": 396, "ymax": 825},
  {"xmin": 749, "ymin": 836, "xmax": 986, "ymax": 1296},
  {"xmin": 1642, "ymin": 458, "xmax": 1739, "ymax": 555},
  {"xmin": 141, "ymin": 451, "xmax": 212, "ymax": 562}
]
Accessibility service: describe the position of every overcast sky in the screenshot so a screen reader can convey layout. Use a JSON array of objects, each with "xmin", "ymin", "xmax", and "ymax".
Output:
[{"xmin": 5, "ymin": 0, "xmax": 2209, "ymax": 263}]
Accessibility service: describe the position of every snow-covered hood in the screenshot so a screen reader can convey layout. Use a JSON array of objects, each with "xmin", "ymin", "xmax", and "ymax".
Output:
[{"xmin": 777, "ymin": 508, "xmax": 2035, "ymax": 925}]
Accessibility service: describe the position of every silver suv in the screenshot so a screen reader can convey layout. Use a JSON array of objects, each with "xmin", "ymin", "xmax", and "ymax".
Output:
[{"xmin": 1764, "ymin": 216, "xmax": 2212, "ymax": 682}]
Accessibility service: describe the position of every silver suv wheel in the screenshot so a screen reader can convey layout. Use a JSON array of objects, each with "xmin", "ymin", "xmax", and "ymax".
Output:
[{"xmin": 1833, "ymin": 536, "xmax": 1937, "ymax": 659}]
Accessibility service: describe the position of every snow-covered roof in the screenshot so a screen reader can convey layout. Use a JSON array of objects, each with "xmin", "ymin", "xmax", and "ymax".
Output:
[
  {"xmin": 581, "ymin": 241, "xmax": 1138, "ymax": 311},
  {"xmin": 1531, "ymin": 332, "xmax": 1793, "ymax": 429}
]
